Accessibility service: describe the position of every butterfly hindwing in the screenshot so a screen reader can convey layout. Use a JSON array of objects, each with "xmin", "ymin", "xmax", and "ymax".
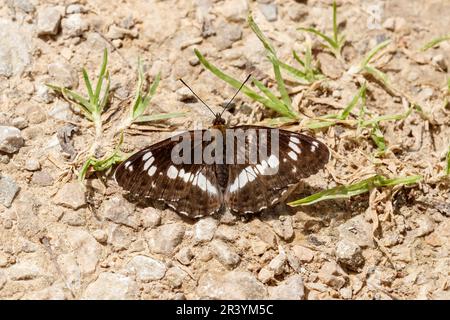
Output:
[
  {"xmin": 114, "ymin": 131, "xmax": 222, "ymax": 218},
  {"xmin": 224, "ymin": 125, "xmax": 329, "ymax": 214}
]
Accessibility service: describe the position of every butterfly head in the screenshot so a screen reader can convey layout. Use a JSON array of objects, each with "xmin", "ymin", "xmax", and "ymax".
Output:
[{"xmin": 213, "ymin": 113, "xmax": 226, "ymax": 126}]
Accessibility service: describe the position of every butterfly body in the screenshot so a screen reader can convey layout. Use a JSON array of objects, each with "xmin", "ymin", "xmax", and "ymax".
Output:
[{"xmin": 115, "ymin": 113, "xmax": 329, "ymax": 218}]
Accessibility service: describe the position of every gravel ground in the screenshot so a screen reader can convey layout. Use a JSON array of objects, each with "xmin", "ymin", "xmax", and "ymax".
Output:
[{"xmin": 0, "ymin": 0, "xmax": 449, "ymax": 300}]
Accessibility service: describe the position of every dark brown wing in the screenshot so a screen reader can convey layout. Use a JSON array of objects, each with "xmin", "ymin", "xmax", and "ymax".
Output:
[
  {"xmin": 114, "ymin": 131, "xmax": 222, "ymax": 218},
  {"xmin": 224, "ymin": 125, "xmax": 329, "ymax": 214}
]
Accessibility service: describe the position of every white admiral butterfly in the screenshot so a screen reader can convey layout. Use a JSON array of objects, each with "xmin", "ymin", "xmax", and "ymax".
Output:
[{"xmin": 115, "ymin": 76, "xmax": 329, "ymax": 218}]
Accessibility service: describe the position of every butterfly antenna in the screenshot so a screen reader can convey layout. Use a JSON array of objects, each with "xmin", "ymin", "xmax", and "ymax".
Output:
[
  {"xmin": 220, "ymin": 74, "xmax": 252, "ymax": 117},
  {"xmin": 179, "ymin": 78, "xmax": 216, "ymax": 117}
]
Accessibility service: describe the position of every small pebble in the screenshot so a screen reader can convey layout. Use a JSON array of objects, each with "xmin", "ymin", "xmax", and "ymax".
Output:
[
  {"xmin": 24, "ymin": 158, "xmax": 41, "ymax": 171},
  {"xmin": 37, "ymin": 7, "xmax": 62, "ymax": 36}
]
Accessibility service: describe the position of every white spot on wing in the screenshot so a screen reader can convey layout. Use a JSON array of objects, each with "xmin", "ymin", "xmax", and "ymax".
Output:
[
  {"xmin": 167, "ymin": 165, "xmax": 178, "ymax": 179},
  {"xmin": 288, "ymin": 151, "xmax": 298, "ymax": 160},
  {"xmin": 124, "ymin": 161, "xmax": 131, "ymax": 169},
  {"xmin": 311, "ymin": 145, "xmax": 316, "ymax": 152},
  {"xmin": 245, "ymin": 166, "xmax": 257, "ymax": 182},
  {"xmin": 312, "ymin": 141, "xmax": 319, "ymax": 147},
  {"xmin": 268, "ymin": 155, "xmax": 279, "ymax": 168},
  {"xmin": 148, "ymin": 166, "xmax": 157, "ymax": 176},
  {"xmin": 143, "ymin": 157, "xmax": 155, "ymax": 170},
  {"xmin": 128, "ymin": 165, "xmax": 134, "ymax": 172},
  {"xmin": 290, "ymin": 136, "xmax": 300, "ymax": 144},
  {"xmin": 289, "ymin": 141, "xmax": 301, "ymax": 154},
  {"xmin": 241, "ymin": 170, "xmax": 249, "ymax": 186},
  {"xmin": 142, "ymin": 152, "xmax": 152, "ymax": 161}
]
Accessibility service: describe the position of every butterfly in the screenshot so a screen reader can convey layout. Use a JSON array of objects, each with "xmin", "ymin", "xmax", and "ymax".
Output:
[{"xmin": 115, "ymin": 75, "xmax": 330, "ymax": 218}]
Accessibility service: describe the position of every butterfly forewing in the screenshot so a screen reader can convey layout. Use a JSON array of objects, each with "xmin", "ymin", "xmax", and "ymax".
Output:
[{"xmin": 115, "ymin": 131, "xmax": 222, "ymax": 218}]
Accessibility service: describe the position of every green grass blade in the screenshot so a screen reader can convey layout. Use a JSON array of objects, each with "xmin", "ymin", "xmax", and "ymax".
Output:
[
  {"xmin": 278, "ymin": 60, "xmax": 307, "ymax": 80},
  {"xmin": 361, "ymin": 105, "xmax": 413, "ymax": 126},
  {"xmin": 421, "ymin": 34, "xmax": 450, "ymax": 51},
  {"xmin": 339, "ymin": 83, "xmax": 366, "ymax": 120},
  {"xmin": 134, "ymin": 112, "xmax": 186, "ymax": 123},
  {"xmin": 248, "ymin": 15, "xmax": 276, "ymax": 56},
  {"xmin": 363, "ymin": 65, "xmax": 389, "ymax": 86},
  {"xmin": 82, "ymin": 69, "xmax": 94, "ymax": 104},
  {"xmin": 149, "ymin": 72, "xmax": 161, "ymax": 98},
  {"xmin": 293, "ymin": 50, "xmax": 305, "ymax": 67},
  {"xmin": 371, "ymin": 124, "xmax": 386, "ymax": 155},
  {"xmin": 98, "ymin": 71, "xmax": 110, "ymax": 114},
  {"xmin": 94, "ymin": 49, "xmax": 108, "ymax": 107},
  {"xmin": 269, "ymin": 56, "xmax": 293, "ymax": 111},
  {"xmin": 252, "ymin": 78, "xmax": 284, "ymax": 106},
  {"xmin": 288, "ymin": 174, "xmax": 422, "ymax": 206},
  {"xmin": 298, "ymin": 27, "xmax": 338, "ymax": 50},
  {"xmin": 361, "ymin": 39, "xmax": 391, "ymax": 67},
  {"xmin": 332, "ymin": 0, "xmax": 338, "ymax": 44}
]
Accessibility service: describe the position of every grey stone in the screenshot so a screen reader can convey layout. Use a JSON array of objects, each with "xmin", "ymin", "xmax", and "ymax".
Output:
[
  {"xmin": 215, "ymin": 225, "xmax": 239, "ymax": 242},
  {"xmin": 37, "ymin": 7, "xmax": 62, "ymax": 36},
  {"xmin": 92, "ymin": 230, "xmax": 108, "ymax": 244},
  {"xmin": 36, "ymin": 82, "xmax": 55, "ymax": 103},
  {"xmin": 61, "ymin": 14, "xmax": 89, "ymax": 37},
  {"xmin": 216, "ymin": 0, "xmax": 248, "ymax": 22},
  {"xmin": 22, "ymin": 282, "xmax": 67, "ymax": 300},
  {"xmin": 66, "ymin": 4, "xmax": 87, "ymax": 14},
  {"xmin": 54, "ymin": 182, "xmax": 86, "ymax": 210},
  {"xmin": 104, "ymin": 196, "xmax": 138, "ymax": 229},
  {"xmin": 0, "ymin": 126, "xmax": 24, "ymax": 153},
  {"xmin": 6, "ymin": 261, "xmax": 42, "ymax": 281},
  {"xmin": 268, "ymin": 252, "xmax": 286, "ymax": 275},
  {"xmin": 213, "ymin": 22, "xmax": 242, "ymax": 50},
  {"xmin": 57, "ymin": 253, "xmax": 81, "ymax": 291},
  {"xmin": 272, "ymin": 216, "xmax": 294, "ymax": 241},
  {"xmin": 338, "ymin": 215, "xmax": 374, "ymax": 248},
  {"xmin": 48, "ymin": 62, "xmax": 78, "ymax": 88},
  {"xmin": 82, "ymin": 272, "xmax": 136, "ymax": 300},
  {"xmin": 258, "ymin": 3, "xmax": 278, "ymax": 22},
  {"xmin": 13, "ymin": 0, "xmax": 35, "ymax": 13},
  {"xmin": 146, "ymin": 223, "xmax": 185, "ymax": 255},
  {"xmin": 268, "ymin": 275, "xmax": 305, "ymax": 300},
  {"xmin": 318, "ymin": 262, "xmax": 347, "ymax": 290},
  {"xmin": 175, "ymin": 247, "xmax": 194, "ymax": 265},
  {"xmin": 106, "ymin": 25, "xmax": 138, "ymax": 40},
  {"xmin": 24, "ymin": 158, "xmax": 40, "ymax": 171},
  {"xmin": 432, "ymin": 54, "xmax": 447, "ymax": 71},
  {"xmin": 335, "ymin": 239, "xmax": 364, "ymax": 270},
  {"xmin": 66, "ymin": 229, "xmax": 102, "ymax": 275},
  {"xmin": 257, "ymin": 267, "xmax": 274, "ymax": 283},
  {"xmin": 31, "ymin": 170, "xmax": 54, "ymax": 186},
  {"xmin": 0, "ymin": 175, "xmax": 20, "ymax": 208},
  {"xmin": 292, "ymin": 245, "xmax": 315, "ymax": 263},
  {"xmin": 48, "ymin": 101, "xmax": 71, "ymax": 120},
  {"xmin": 126, "ymin": 255, "xmax": 166, "ymax": 282},
  {"xmin": 197, "ymin": 271, "xmax": 267, "ymax": 299},
  {"xmin": 109, "ymin": 225, "xmax": 133, "ymax": 251},
  {"xmin": 140, "ymin": 207, "xmax": 161, "ymax": 228},
  {"xmin": 0, "ymin": 20, "xmax": 32, "ymax": 77},
  {"xmin": 211, "ymin": 240, "xmax": 240, "ymax": 268},
  {"xmin": 166, "ymin": 266, "xmax": 187, "ymax": 289},
  {"xmin": 61, "ymin": 210, "xmax": 86, "ymax": 226},
  {"xmin": 194, "ymin": 217, "xmax": 218, "ymax": 242}
]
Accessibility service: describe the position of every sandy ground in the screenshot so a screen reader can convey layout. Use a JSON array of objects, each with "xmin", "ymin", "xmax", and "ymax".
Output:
[{"xmin": 0, "ymin": 0, "xmax": 449, "ymax": 299}]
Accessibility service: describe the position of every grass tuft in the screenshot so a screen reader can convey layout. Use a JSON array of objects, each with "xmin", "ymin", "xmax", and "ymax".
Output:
[
  {"xmin": 298, "ymin": 1, "xmax": 345, "ymax": 59},
  {"xmin": 47, "ymin": 49, "xmax": 110, "ymax": 137}
]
